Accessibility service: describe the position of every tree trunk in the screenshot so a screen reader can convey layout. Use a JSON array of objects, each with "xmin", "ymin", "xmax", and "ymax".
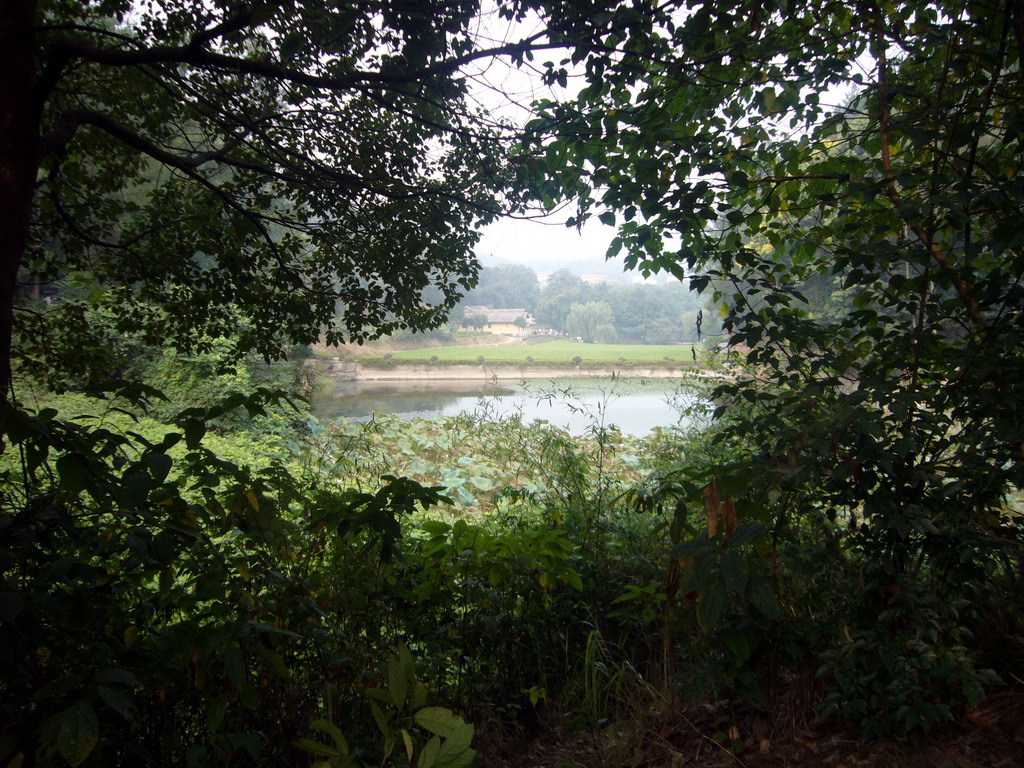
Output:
[{"xmin": 0, "ymin": 0, "xmax": 40, "ymax": 405}]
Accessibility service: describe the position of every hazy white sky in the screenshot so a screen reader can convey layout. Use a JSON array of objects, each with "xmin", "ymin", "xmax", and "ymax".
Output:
[
  {"xmin": 475, "ymin": 213, "xmax": 618, "ymax": 268},
  {"xmin": 463, "ymin": 4, "xmax": 866, "ymax": 276},
  {"xmin": 462, "ymin": 4, "xmax": 631, "ymax": 273}
]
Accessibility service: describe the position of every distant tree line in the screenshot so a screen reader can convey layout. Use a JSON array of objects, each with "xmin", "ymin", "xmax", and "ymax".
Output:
[{"xmin": 460, "ymin": 265, "xmax": 717, "ymax": 344}]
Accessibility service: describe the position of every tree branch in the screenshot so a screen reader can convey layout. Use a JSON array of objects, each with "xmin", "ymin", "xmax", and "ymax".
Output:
[
  {"xmin": 50, "ymin": 29, "xmax": 558, "ymax": 92},
  {"xmin": 45, "ymin": 108, "xmax": 310, "ymax": 289},
  {"xmin": 41, "ymin": 107, "xmax": 249, "ymax": 169},
  {"xmin": 873, "ymin": 12, "xmax": 987, "ymax": 335}
]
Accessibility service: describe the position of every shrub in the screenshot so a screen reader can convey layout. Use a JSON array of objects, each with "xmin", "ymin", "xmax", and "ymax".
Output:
[{"xmin": 360, "ymin": 356, "xmax": 400, "ymax": 369}]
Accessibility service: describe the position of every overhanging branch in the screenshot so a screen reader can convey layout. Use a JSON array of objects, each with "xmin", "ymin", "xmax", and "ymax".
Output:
[{"xmin": 50, "ymin": 30, "xmax": 558, "ymax": 92}]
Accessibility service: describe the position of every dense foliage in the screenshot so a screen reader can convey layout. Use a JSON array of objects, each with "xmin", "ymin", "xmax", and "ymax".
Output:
[
  {"xmin": 0, "ymin": 0, "xmax": 554, "ymax": 395},
  {"xmin": 526, "ymin": 0, "xmax": 1024, "ymax": 737},
  {"xmin": 3, "ymin": 0, "xmax": 1024, "ymax": 765},
  {"xmin": 1, "ymin": 373, "xmax": 696, "ymax": 766},
  {"xmin": 458, "ymin": 265, "xmax": 541, "ymax": 313},
  {"xmin": 459, "ymin": 265, "xmax": 712, "ymax": 343}
]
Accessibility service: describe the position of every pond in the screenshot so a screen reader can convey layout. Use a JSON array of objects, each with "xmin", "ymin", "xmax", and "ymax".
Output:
[{"xmin": 311, "ymin": 376, "xmax": 707, "ymax": 436}]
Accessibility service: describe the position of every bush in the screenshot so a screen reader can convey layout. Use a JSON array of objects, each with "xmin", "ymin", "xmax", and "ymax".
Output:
[
  {"xmin": 818, "ymin": 593, "xmax": 998, "ymax": 738},
  {"xmin": 289, "ymin": 343, "xmax": 313, "ymax": 360},
  {"xmin": 360, "ymin": 356, "xmax": 400, "ymax": 369}
]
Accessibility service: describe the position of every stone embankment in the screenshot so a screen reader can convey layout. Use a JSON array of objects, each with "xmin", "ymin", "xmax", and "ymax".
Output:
[{"xmin": 319, "ymin": 360, "xmax": 716, "ymax": 382}]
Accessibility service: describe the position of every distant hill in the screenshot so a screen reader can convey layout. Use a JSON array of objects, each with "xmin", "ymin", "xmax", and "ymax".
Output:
[{"xmin": 477, "ymin": 254, "xmax": 675, "ymax": 284}]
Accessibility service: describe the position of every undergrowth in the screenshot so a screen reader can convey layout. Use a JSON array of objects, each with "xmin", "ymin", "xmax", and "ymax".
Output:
[{"xmin": 3, "ymin": 374, "xmax": 1023, "ymax": 766}]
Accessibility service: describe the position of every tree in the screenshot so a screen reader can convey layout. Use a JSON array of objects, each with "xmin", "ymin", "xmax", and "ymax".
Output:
[
  {"xmin": 0, "ymin": 0, "xmax": 563, "ymax": 399},
  {"xmin": 447, "ymin": 303, "xmax": 467, "ymax": 333},
  {"xmin": 542, "ymin": 268, "xmax": 585, "ymax": 295},
  {"xmin": 534, "ymin": 268, "xmax": 585, "ymax": 329},
  {"xmin": 565, "ymin": 300, "xmax": 614, "ymax": 343},
  {"xmin": 462, "ymin": 263, "xmax": 540, "ymax": 310},
  {"xmin": 0, "ymin": 5, "xmax": 571, "ymax": 761},
  {"xmin": 611, "ymin": 282, "xmax": 702, "ymax": 342},
  {"xmin": 529, "ymin": 0, "xmax": 1024, "ymax": 735},
  {"xmin": 593, "ymin": 322, "xmax": 617, "ymax": 344},
  {"xmin": 467, "ymin": 313, "xmax": 488, "ymax": 331}
]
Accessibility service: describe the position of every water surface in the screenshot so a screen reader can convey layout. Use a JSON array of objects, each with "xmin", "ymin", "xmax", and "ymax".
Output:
[{"xmin": 312, "ymin": 377, "xmax": 703, "ymax": 436}]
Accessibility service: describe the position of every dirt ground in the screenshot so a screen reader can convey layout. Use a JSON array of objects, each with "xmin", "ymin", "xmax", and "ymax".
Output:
[{"xmin": 479, "ymin": 688, "xmax": 1024, "ymax": 768}]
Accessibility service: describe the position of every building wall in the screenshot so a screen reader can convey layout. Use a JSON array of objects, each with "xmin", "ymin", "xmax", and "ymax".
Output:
[{"xmin": 484, "ymin": 322, "xmax": 522, "ymax": 335}]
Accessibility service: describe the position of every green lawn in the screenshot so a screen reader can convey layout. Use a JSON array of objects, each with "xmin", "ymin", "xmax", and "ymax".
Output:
[{"xmin": 390, "ymin": 340, "xmax": 703, "ymax": 364}]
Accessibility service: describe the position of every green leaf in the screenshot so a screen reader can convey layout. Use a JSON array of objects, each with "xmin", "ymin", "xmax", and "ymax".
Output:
[
  {"xmin": 57, "ymin": 701, "xmax": 98, "ymax": 767},
  {"xmin": 469, "ymin": 475, "xmax": 494, "ymax": 491},
  {"xmin": 439, "ymin": 746, "xmax": 476, "ymax": 768},
  {"xmin": 0, "ymin": 592, "xmax": 24, "ymax": 624},
  {"xmin": 562, "ymin": 568, "xmax": 583, "ymax": 591},
  {"xmin": 728, "ymin": 523, "xmax": 766, "ymax": 548},
  {"xmin": 746, "ymin": 577, "xmax": 781, "ymax": 620},
  {"xmin": 410, "ymin": 681, "xmax": 429, "ymax": 710},
  {"xmin": 221, "ymin": 647, "xmax": 246, "ymax": 688},
  {"xmin": 671, "ymin": 538, "xmax": 713, "ymax": 558},
  {"xmin": 721, "ymin": 627, "xmax": 750, "ymax": 665},
  {"xmin": 402, "ymin": 728, "xmax": 415, "ymax": 761},
  {"xmin": 436, "ymin": 722, "xmax": 474, "ymax": 765},
  {"xmin": 96, "ymin": 685, "xmax": 134, "ymax": 721},
  {"xmin": 388, "ymin": 656, "xmax": 408, "ymax": 710},
  {"xmin": 186, "ymin": 744, "xmax": 207, "ymax": 768},
  {"xmin": 718, "ymin": 550, "xmax": 746, "ymax": 593},
  {"xmin": 414, "ymin": 707, "xmax": 464, "ymax": 739},
  {"xmin": 697, "ymin": 578, "xmax": 727, "ymax": 631},
  {"xmin": 279, "ymin": 32, "xmax": 305, "ymax": 61},
  {"xmin": 366, "ymin": 687, "xmax": 394, "ymax": 707},
  {"xmin": 399, "ymin": 644, "xmax": 416, "ymax": 682},
  {"xmin": 239, "ymin": 685, "xmax": 257, "ymax": 710},
  {"xmin": 311, "ymin": 719, "xmax": 348, "ymax": 753},
  {"xmin": 417, "ymin": 734, "xmax": 442, "ymax": 768},
  {"xmin": 292, "ymin": 738, "xmax": 347, "ymax": 759},
  {"xmin": 183, "ymin": 419, "xmax": 206, "ymax": 449},
  {"xmin": 121, "ymin": 472, "xmax": 151, "ymax": 507},
  {"xmin": 55, "ymin": 453, "xmax": 91, "ymax": 494},
  {"xmin": 369, "ymin": 700, "xmax": 391, "ymax": 737},
  {"xmin": 255, "ymin": 646, "xmax": 290, "ymax": 680},
  {"xmin": 208, "ymin": 695, "xmax": 227, "ymax": 734},
  {"xmin": 143, "ymin": 452, "xmax": 172, "ymax": 483}
]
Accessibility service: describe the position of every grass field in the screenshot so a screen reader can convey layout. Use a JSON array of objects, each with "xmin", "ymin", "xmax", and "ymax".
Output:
[{"xmin": 390, "ymin": 340, "xmax": 703, "ymax": 364}]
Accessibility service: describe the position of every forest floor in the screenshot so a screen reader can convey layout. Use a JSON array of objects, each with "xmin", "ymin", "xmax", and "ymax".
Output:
[{"xmin": 480, "ymin": 687, "xmax": 1024, "ymax": 768}]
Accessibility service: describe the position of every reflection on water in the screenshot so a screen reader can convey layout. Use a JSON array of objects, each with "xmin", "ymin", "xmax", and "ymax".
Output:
[
  {"xmin": 313, "ymin": 380, "xmax": 517, "ymax": 419},
  {"xmin": 312, "ymin": 377, "xmax": 703, "ymax": 436}
]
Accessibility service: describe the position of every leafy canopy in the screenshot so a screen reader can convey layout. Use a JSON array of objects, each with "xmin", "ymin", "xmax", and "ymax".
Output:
[
  {"xmin": 526, "ymin": 0, "xmax": 1024, "ymax": 735},
  {"xmin": 3, "ymin": 0, "xmax": 565, "ymax": 392}
]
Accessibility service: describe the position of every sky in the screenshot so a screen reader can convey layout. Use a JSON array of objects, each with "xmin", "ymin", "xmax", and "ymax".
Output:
[
  {"xmin": 474, "ymin": 212, "xmax": 620, "ymax": 270},
  {"xmin": 462, "ymin": 4, "xmax": 633, "ymax": 276},
  {"xmin": 462, "ymin": 3, "xmax": 867, "ymax": 279}
]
